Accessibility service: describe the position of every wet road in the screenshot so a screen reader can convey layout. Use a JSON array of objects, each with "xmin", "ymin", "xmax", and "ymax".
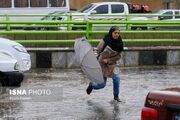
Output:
[{"xmin": 0, "ymin": 66, "xmax": 180, "ymax": 120}]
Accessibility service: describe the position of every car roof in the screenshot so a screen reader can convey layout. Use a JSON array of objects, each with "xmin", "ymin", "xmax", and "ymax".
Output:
[
  {"xmin": 161, "ymin": 9, "xmax": 180, "ymax": 11},
  {"xmin": 159, "ymin": 9, "xmax": 180, "ymax": 12},
  {"xmin": 153, "ymin": 9, "xmax": 180, "ymax": 14},
  {"xmin": 91, "ymin": 2, "xmax": 127, "ymax": 5}
]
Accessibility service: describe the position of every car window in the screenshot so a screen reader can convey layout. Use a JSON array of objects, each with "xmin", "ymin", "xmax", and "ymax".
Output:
[
  {"xmin": 78, "ymin": 3, "xmax": 95, "ymax": 13},
  {"xmin": 175, "ymin": 11, "xmax": 180, "ymax": 18},
  {"xmin": 41, "ymin": 12, "xmax": 64, "ymax": 20},
  {"xmin": 161, "ymin": 11, "xmax": 173, "ymax": 20},
  {"xmin": 111, "ymin": 4, "xmax": 124, "ymax": 13},
  {"xmin": 94, "ymin": 5, "xmax": 108, "ymax": 14}
]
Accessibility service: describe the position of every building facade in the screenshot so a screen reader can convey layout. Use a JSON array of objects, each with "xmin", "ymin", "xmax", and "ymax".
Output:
[
  {"xmin": 0, "ymin": 0, "xmax": 69, "ymax": 15},
  {"xmin": 0, "ymin": 0, "xmax": 66, "ymax": 8}
]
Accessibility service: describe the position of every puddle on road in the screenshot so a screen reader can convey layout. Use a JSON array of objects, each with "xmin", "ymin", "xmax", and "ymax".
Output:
[{"xmin": 0, "ymin": 66, "xmax": 180, "ymax": 120}]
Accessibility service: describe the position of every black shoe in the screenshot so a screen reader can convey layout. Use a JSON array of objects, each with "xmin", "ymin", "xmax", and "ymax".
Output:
[
  {"xmin": 86, "ymin": 83, "xmax": 93, "ymax": 95},
  {"xmin": 114, "ymin": 96, "xmax": 122, "ymax": 102}
]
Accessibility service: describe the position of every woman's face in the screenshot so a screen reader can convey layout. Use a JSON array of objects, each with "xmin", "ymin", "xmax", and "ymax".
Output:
[{"xmin": 112, "ymin": 30, "xmax": 120, "ymax": 39}]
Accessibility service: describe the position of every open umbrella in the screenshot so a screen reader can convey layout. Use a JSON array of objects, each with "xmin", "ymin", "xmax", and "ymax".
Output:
[{"xmin": 74, "ymin": 37, "xmax": 104, "ymax": 83}]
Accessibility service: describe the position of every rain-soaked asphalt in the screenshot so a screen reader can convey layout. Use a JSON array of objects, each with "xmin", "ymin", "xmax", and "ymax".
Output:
[{"xmin": 0, "ymin": 66, "xmax": 180, "ymax": 120}]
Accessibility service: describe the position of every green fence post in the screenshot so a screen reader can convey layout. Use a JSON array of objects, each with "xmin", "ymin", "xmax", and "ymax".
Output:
[
  {"xmin": 86, "ymin": 20, "xmax": 92, "ymax": 40},
  {"xmin": 126, "ymin": 14, "xmax": 131, "ymax": 30},
  {"xmin": 67, "ymin": 13, "xmax": 71, "ymax": 31},
  {"xmin": 5, "ymin": 14, "xmax": 11, "ymax": 31},
  {"xmin": 125, "ymin": 14, "xmax": 128, "ymax": 30}
]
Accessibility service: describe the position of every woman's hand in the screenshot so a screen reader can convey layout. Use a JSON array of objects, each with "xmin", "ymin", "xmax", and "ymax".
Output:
[{"xmin": 101, "ymin": 59, "xmax": 108, "ymax": 64}]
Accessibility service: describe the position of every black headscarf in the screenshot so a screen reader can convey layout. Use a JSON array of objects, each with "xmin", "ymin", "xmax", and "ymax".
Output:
[{"xmin": 103, "ymin": 26, "xmax": 124, "ymax": 53}]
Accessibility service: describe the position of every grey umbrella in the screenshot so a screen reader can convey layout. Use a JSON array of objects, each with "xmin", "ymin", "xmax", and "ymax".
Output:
[{"xmin": 74, "ymin": 37, "xmax": 104, "ymax": 83}]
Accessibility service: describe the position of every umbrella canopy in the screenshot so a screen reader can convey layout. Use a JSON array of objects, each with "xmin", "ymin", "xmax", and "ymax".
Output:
[{"xmin": 74, "ymin": 37, "xmax": 104, "ymax": 83}]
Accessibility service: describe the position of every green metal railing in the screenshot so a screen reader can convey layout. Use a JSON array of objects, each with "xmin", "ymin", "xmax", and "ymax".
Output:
[
  {"xmin": 0, "ymin": 13, "xmax": 179, "ymax": 45},
  {"xmin": 16, "ymin": 39, "xmax": 180, "ymax": 45}
]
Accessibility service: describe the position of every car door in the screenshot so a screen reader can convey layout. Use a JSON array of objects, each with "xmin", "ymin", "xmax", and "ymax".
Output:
[
  {"xmin": 159, "ymin": 11, "xmax": 173, "ymax": 20},
  {"xmin": 175, "ymin": 11, "xmax": 180, "ymax": 19},
  {"xmin": 88, "ymin": 4, "xmax": 109, "ymax": 20},
  {"xmin": 87, "ymin": 4, "xmax": 109, "ymax": 30},
  {"xmin": 111, "ymin": 4, "xmax": 126, "ymax": 18},
  {"xmin": 110, "ymin": 4, "xmax": 127, "ymax": 30}
]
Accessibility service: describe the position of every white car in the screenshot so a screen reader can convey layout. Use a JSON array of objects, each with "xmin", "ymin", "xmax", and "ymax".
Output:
[
  {"xmin": 154, "ymin": 9, "xmax": 180, "ymax": 20},
  {"xmin": 0, "ymin": 38, "xmax": 31, "ymax": 87},
  {"xmin": 151, "ymin": 9, "xmax": 180, "ymax": 30}
]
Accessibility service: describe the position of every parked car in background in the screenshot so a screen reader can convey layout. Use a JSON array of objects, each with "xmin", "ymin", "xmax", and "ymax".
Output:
[
  {"xmin": 22, "ymin": 2, "xmax": 155, "ymax": 31},
  {"xmin": 141, "ymin": 87, "xmax": 180, "ymax": 120},
  {"xmin": 23, "ymin": 10, "xmax": 78, "ymax": 30},
  {"xmin": 0, "ymin": 38, "xmax": 31, "ymax": 87},
  {"xmin": 71, "ymin": 2, "xmax": 154, "ymax": 30},
  {"xmin": 24, "ymin": 11, "xmax": 67, "ymax": 30},
  {"xmin": 152, "ymin": 9, "xmax": 180, "ymax": 30},
  {"xmin": 154, "ymin": 9, "xmax": 180, "ymax": 20},
  {"xmin": 0, "ymin": 0, "xmax": 70, "ymax": 30}
]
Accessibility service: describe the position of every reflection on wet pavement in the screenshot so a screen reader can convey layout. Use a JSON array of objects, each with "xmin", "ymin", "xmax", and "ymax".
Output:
[{"xmin": 0, "ymin": 66, "xmax": 180, "ymax": 120}]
